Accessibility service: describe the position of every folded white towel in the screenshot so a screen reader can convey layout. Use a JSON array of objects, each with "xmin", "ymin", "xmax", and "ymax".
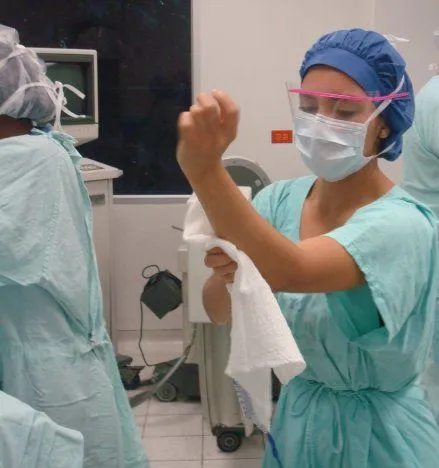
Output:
[{"xmin": 183, "ymin": 192, "xmax": 306, "ymax": 432}]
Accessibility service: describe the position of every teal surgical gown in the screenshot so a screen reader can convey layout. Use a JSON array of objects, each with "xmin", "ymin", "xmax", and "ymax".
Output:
[
  {"xmin": 402, "ymin": 76, "xmax": 439, "ymax": 423},
  {"xmin": 0, "ymin": 129, "xmax": 148, "ymax": 468},
  {"xmin": 253, "ymin": 176, "xmax": 439, "ymax": 468},
  {"xmin": 402, "ymin": 76, "xmax": 439, "ymax": 218},
  {"xmin": 0, "ymin": 390, "xmax": 84, "ymax": 467}
]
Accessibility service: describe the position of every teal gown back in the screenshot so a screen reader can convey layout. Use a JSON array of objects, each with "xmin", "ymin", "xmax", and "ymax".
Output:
[{"xmin": 0, "ymin": 130, "xmax": 149, "ymax": 468}]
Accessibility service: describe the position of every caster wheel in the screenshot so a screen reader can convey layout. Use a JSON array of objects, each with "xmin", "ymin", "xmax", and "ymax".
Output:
[
  {"xmin": 217, "ymin": 432, "xmax": 242, "ymax": 453},
  {"xmin": 155, "ymin": 382, "xmax": 178, "ymax": 402}
]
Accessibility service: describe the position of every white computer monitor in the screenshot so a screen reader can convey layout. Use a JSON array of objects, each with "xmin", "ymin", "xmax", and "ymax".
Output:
[{"xmin": 31, "ymin": 48, "xmax": 99, "ymax": 146}]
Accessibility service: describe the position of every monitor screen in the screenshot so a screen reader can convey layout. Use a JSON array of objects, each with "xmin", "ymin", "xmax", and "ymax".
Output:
[{"xmin": 41, "ymin": 59, "xmax": 94, "ymax": 122}]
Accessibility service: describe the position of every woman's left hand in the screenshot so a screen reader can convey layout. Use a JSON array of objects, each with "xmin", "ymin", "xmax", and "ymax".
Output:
[{"xmin": 177, "ymin": 90, "xmax": 240, "ymax": 183}]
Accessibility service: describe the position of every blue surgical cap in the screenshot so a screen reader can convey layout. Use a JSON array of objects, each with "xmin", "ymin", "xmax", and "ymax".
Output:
[{"xmin": 300, "ymin": 29, "xmax": 415, "ymax": 161}]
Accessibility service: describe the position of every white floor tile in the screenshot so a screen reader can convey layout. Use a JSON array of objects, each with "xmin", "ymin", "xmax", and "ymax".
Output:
[
  {"xmin": 150, "ymin": 462, "xmax": 202, "ymax": 468},
  {"xmin": 143, "ymin": 436, "xmax": 202, "ymax": 461},
  {"xmin": 144, "ymin": 414, "xmax": 203, "ymax": 437},
  {"xmin": 204, "ymin": 460, "xmax": 262, "ymax": 468},
  {"xmin": 203, "ymin": 435, "xmax": 264, "ymax": 460},
  {"xmin": 135, "ymin": 415, "xmax": 146, "ymax": 432},
  {"xmin": 132, "ymin": 400, "xmax": 150, "ymax": 416},
  {"xmin": 203, "ymin": 419, "xmax": 213, "ymax": 436},
  {"xmin": 148, "ymin": 399, "xmax": 202, "ymax": 416}
]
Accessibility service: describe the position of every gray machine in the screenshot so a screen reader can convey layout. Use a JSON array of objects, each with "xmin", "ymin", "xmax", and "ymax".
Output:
[
  {"xmin": 178, "ymin": 156, "xmax": 272, "ymax": 453},
  {"xmin": 223, "ymin": 156, "xmax": 271, "ymax": 199}
]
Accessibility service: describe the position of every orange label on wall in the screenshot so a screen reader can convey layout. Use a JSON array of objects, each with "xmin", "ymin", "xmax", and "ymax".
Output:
[{"xmin": 271, "ymin": 130, "xmax": 293, "ymax": 144}]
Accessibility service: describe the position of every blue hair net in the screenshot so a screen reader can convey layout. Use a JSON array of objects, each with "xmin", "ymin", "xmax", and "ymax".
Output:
[{"xmin": 300, "ymin": 29, "xmax": 415, "ymax": 161}]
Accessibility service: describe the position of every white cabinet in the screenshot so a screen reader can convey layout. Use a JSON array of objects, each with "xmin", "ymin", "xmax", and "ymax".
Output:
[{"xmin": 81, "ymin": 158, "xmax": 122, "ymax": 347}]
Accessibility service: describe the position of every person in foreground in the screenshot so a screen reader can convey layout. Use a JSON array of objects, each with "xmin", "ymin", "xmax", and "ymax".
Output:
[
  {"xmin": 0, "ymin": 25, "xmax": 148, "ymax": 467},
  {"xmin": 177, "ymin": 29, "xmax": 439, "ymax": 467},
  {"xmin": 0, "ymin": 390, "xmax": 84, "ymax": 467}
]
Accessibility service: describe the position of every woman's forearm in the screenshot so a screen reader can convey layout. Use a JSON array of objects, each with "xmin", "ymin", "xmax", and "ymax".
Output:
[{"xmin": 189, "ymin": 165, "xmax": 305, "ymax": 292}]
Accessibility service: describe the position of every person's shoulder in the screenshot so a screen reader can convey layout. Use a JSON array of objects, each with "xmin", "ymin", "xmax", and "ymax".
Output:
[
  {"xmin": 0, "ymin": 132, "xmax": 70, "ymax": 183},
  {"xmin": 30, "ymin": 132, "xmax": 70, "ymax": 160},
  {"xmin": 357, "ymin": 186, "xmax": 438, "ymax": 237},
  {"xmin": 1, "ymin": 132, "xmax": 65, "ymax": 161},
  {"xmin": 416, "ymin": 76, "xmax": 439, "ymax": 112},
  {"xmin": 419, "ymin": 76, "xmax": 439, "ymax": 99}
]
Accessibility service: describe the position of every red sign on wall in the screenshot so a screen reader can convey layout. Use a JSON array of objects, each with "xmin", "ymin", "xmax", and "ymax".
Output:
[{"xmin": 271, "ymin": 130, "xmax": 293, "ymax": 144}]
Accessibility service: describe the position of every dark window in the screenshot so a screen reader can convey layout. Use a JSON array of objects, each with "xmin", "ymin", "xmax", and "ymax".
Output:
[{"xmin": 3, "ymin": 0, "xmax": 192, "ymax": 194}]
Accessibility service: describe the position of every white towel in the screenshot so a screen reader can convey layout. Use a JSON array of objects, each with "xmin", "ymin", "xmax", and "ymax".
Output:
[{"xmin": 183, "ymin": 192, "xmax": 306, "ymax": 433}]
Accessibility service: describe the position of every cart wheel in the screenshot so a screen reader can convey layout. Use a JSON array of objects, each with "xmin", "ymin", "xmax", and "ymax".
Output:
[
  {"xmin": 155, "ymin": 382, "xmax": 178, "ymax": 402},
  {"xmin": 217, "ymin": 432, "xmax": 242, "ymax": 453}
]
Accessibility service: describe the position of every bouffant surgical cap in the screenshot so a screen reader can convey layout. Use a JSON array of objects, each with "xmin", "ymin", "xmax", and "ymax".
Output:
[{"xmin": 300, "ymin": 29, "xmax": 415, "ymax": 161}]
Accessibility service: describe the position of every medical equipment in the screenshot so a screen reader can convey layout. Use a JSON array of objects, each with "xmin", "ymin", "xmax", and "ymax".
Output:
[
  {"xmin": 178, "ymin": 156, "xmax": 281, "ymax": 453},
  {"xmin": 140, "ymin": 265, "xmax": 182, "ymax": 320},
  {"xmin": 127, "ymin": 157, "xmax": 281, "ymax": 453},
  {"xmin": 32, "ymin": 48, "xmax": 99, "ymax": 146},
  {"xmin": 133, "ymin": 265, "xmax": 201, "ymax": 402},
  {"xmin": 123, "ymin": 264, "xmax": 200, "ymax": 402}
]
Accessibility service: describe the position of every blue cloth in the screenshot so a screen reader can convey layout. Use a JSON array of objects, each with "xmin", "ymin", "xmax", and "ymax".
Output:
[
  {"xmin": 402, "ymin": 75, "xmax": 439, "ymax": 422},
  {"xmin": 300, "ymin": 29, "xmax": 415, "ymax": 161},
  {"xmin": 0, "ymin": 130, "xmax": 149, "ymax": 468},
  {"xmin": 0, "ymin": 390, "xmax": 84, "ymax": 468},
  {"xmin": 253, "ymin": 177, "xmax": 439, "ymax": 467}
]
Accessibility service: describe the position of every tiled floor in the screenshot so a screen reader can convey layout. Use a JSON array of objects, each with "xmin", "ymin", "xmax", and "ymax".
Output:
[
  {"xmin": 121, "ymin": 331, "xmax": 264, "ymax": 468},
  {"xmin": 132, "ymin": 395, "xmax": 263, "ymax": 467}
]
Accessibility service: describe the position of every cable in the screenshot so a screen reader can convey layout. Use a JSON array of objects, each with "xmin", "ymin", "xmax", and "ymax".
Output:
[
  {"xmin": 138, "ymin": 300, "xmax": 159, "ymax": 367},
  {"xmin": 129, "ymin": 324, "xmax": 197, "ymax": 408}
]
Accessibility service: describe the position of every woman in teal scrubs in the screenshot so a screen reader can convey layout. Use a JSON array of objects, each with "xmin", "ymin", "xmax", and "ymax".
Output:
[{"xmin": 177, "ymin": 29, "xmax": 439, "ymax": 467}]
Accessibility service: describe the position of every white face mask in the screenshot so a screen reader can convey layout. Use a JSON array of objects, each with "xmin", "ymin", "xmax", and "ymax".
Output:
[
  {"xmin": 293, "ymin": 79, "xmax": 404, "ymax": 182},
  {"xmin": 294, "ymin": 110, "xmax": 385, "ymax": 182}
]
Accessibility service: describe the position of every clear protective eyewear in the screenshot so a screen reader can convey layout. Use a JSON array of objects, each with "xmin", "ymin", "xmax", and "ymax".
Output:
[{"xmin": 286, "ymin": 81, "xmax": 409, "ymax": 125}]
